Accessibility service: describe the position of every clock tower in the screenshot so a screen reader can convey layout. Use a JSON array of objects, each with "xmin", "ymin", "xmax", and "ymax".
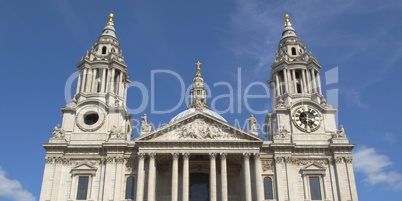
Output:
[{"xmin": 264, "ymin": 14, "xmax": 359, "ymax": 201}]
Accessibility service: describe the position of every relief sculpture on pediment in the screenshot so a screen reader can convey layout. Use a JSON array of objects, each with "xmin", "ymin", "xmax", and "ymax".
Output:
[{"xmin": 154, "ymin": 119, "xmax": 241, "ymax": 140}]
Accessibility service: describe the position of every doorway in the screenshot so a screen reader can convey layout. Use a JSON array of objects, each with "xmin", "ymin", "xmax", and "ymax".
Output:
[{"xmin": 189, "ymin": 173, "xmax": 209, "ymax": 201}]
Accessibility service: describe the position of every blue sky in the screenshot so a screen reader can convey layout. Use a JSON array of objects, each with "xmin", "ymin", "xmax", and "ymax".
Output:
[{"xmin": 0, "ymin": 0, "xmax": 401, "ymax": 200}]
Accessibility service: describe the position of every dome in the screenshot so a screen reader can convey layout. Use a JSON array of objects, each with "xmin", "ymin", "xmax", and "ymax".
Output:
[
  {"xmin": 169, "ymin": 108, "xmax": 227, "ymax": 123},
  {"xmin": 101, "ymin": 25, "xmax": 117, "ymax": 38}
]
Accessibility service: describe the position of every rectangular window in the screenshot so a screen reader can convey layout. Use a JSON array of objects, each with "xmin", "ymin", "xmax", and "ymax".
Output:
[
  {"xmin": 76, "ymin": 176, "xmax": 89, "ymax": 200},
  {"xmin": 309, "ymin": 176, "xmax": 322, "ymax": 200}
]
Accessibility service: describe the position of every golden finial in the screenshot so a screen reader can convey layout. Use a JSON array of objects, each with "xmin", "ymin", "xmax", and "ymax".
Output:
[
  {"xmin": 284, "ymin": 14, "xmax": 291, "ymax": 26},
  {"xmin": 107, "ymin": 13, "xmax": 114, "ymax": 26},
  {"xmin": 195, "ymin": 60, "xmax": 202, "ymax": 77}
]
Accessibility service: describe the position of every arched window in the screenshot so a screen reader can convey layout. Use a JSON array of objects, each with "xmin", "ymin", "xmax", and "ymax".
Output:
[
  {"xmin": 125, "ymin": 176, "xmax": 135, "ymax": 199},
  {"xmin": 264, "ymin": 177, "xmax": 274, "ymax": 199},
  {"xmin": 102, "ymin": 46, "xmax": 107, "ymax": 54},
  {"xmin": 291, "ymin": 47, "xmax": 296, "ymax": 55}
]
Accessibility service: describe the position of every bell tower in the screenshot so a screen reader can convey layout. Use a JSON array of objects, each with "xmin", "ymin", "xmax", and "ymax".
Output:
[
  {"xmin": 265, "ymin": 14, "xmax": 340, "ymax": 144},
  {"xmin": 58, "ymin": 13, "xmax": 133, "ymax": 144}
]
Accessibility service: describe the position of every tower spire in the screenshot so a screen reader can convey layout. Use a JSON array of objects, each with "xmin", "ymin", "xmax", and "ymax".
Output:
[{"xmin": 189, "ymin": 60, "xmax": 209, "ymax": 110}]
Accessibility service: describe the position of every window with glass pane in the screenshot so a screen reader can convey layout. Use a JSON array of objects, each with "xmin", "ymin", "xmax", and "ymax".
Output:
[
  {"xmin": 264, "ymin": 177, "xmax": 274, "ymax": 199},
  {"xmin": 309, "ymin": 176, "xmax": 322, "ymax": 200},
  {"xmin": 125, "ymin": 176, "xmax": 136, "ymax": 199},
  {"xmin": 76, "ymin": 176, "xmax": 89, "ymax": 200}
]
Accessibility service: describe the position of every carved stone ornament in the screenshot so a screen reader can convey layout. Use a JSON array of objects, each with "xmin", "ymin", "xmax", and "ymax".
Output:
[
  {"xmin": 275, "ymin": 157, "xmax": 284, "ymax": 164},
  {"xmin": 220, "ymin": 152, "xmax": 227, "ymax": 160},
  {"xmin": 52, "ymin": 124, "xmax": 65, "ymax": 139},
  {"xmin": 285, "ymin": 157, "xmax": 297, "ymax": 164},
  {"xmin": 109, "ymin": 125, "xmax": 125, "ymax": 139},
  {"xmin": 141, "ymin": 114, "xmax": 152, "ymax": 134},
  {"xmin": 262, "ymin": 160, "xmax": 273, "ymax": 171},
  {"xmin": 248, "ymin": 114, "xmax": 258, "ymax": 132},
  {"xmin": 209, "ymin": 152, "xmax": 217, "ymax": 159},
  {"xmin": 296, "ymin": 159, "xmax": 328, "ymax": 165},
  {"xmin": 182, "ymin": 153, "xmax": 190, "ymax": 160},
  {"xmin": 243, "ymin": 152, "xmax": 251, "ymax": 159},
  {"xmin": 125, "ymin": 159, "xmax": 137, "ymax": 172},
  {"xmin": 116, "ymin": 156, "xmax": 125, "ymax": 163},
  {"xmin": 172, "ymin": 152, "xmax": 179, "ymax": 160},
  {"xmin": 345, "ymin": 156, "xmax": 353, "ymax": 163},
  {"xmin": 153, "ymin": 119, "xmax": 242, "ymax": 140},
  {"xmin": 335, "ymin": 157, "xmax": 344, "ymax": 164},
  {"xmin": 106, "ymin": 156, "xmax": 115, "ymax": 163},
  {"xmin": 138, "ymin": 153, "xmax": 146, "ymax": 160},
  {"xmin": 274, "ymin": 125, "xmax": 289, "ymax": 139}
]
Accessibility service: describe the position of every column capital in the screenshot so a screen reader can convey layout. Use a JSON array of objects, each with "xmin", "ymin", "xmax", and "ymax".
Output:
[
  {"xmin": 220, "ymin": 152, "xmax": 228, "ymax": 159},
  {"xmin": 243, "ymin": 152, "xmax": 251, "ymax": 159},
  {"xmin": 148, "ymin": 152, "xmax": 156, "ymax": 159},
  {"xmin": 209, "ymin": 152, "xmax": 217, "ymax": 159},
  {"xmin": 172, "ymin": 152, "xmax": 180, "ymax": 160},
  {"xmin": 253, "ymin": 153, "xmax": 261, "ymax": 159},
  {"xmin": 182, "ymin": 152, "xmax": 190, "ymax": 160},
  {"xmin": 138, "ymin": 152, "xmax": 146, "ymax": 159}
]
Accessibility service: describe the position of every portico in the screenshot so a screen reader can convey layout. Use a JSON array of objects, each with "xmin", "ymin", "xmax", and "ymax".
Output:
[{"xmin": 134, "ymin": 148, "xmax": 264, "ymax": 201}]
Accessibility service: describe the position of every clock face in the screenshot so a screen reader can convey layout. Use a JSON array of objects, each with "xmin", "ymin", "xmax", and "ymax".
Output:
[{"xmin": 293, "ymin": 106, "xmax": 321, "ymax": 132}]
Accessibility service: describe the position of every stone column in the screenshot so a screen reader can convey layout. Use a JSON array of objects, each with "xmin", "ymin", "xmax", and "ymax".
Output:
[
  {"xmin": 254, "ymin": 153, "xmax": 264, "ymax": 201},
  {"xmin": 274, "ymin": 157, "xmax": 286, "ymax": 201},
  {"xmin": 317, "ymin": 73, "xmax": 323, "ymax": 95},
  {"xmin": 85, "ymin": 68, "xmax": 92, "ymax": 92},
  {"xmin": 136, "ymin": 153, "xmax": 146, "ymax": 201},
  {"xmin": 110, "ymin": 68, "xmax": 115, "ymax": 93},
  {"xmin": 114, "ymin": 157, "xmax": 124, "ymax": 201},
  {"xmin": 301, "ymin": 70, "xmax": 307, "ymax": 93},
  {"xmin": 147, "ymin": 153, "xmax": 156, "ymax": 201},
  {"xmin": 311, "ymin": 69, "xmax": 317, "ymax": 93},
  {"xmin": 118, "ymin": 71, "xmax": 124, "ymax": 96},
  {"xmin": 292, "ymin": 70, "xmax": 297, "ymax": 93},
  {"xmin": 287, "ymin": 69, "xmax": 292, "ymax": 93},
  {"xmin": 334, "ymin": 156, "xmax": 348, "ymax": 201},
  {"xmin": 124, "ymin": 83, "xmax": 128, "ymax": 105},
  {"xmin": 171, "ymin": 153, "xmax": 179, "ymax": 201},
  {"xmin": 100, "ymin": 68, "xmax": 106, "ymax": 93},
  {"xmin": 209, "ymin": 153, "xmax": 217, "ymax": 201},
  {"xmin": 105, "ymin": 69, "xmax": 110, "ymax": 92},
  {"xmin": 283, "ymin": 69, "xmax": 289, "ymax": 93},
  {"xmin": 220, "ymin": 152, "xmax": 228, "ymax": 201},
  {"xmin": 183, "ymin": 153, "xmax": 190, "ymax": 201},
  {"xmin": 275, "ymin": 73, "xmax": 281, "ymax": 95},
  {"xmin": 306, "ymin": 69, "xmax": 311, "ymax": 93},
  {"xmin": 80, "ymin": 68, "xmax": 87, "ymax": 92},
  {"xmin": 345, "ymin": 157, "xmax": 358, "ymax": 201},
  {"xmin": 243, "ymin": 153, "xmax": 252, "ymax": 201},
  {"xmin": 76, "ymin": 71, "xmax": 82, "ymax": 94},
  {"xmin": 91, "ymin": 69, "xmax": 97, "ymax": 92}
]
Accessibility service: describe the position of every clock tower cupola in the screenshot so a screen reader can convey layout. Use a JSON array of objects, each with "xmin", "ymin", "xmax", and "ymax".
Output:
[
  {"xmin": 55, "ymin": 14, "xmax": 134, "ymax": 145},
  {"xmin": 265, "ymin": 15, "xmax": 339, "ymax": 144}
]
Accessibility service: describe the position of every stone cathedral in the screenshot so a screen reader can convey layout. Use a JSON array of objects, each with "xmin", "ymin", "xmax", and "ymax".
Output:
[{"xmin": 39, "ymin": 14, "xmax": 359, "ymax": 201}]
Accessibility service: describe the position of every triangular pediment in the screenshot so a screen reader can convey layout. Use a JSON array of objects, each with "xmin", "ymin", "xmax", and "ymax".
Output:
[
  {"xmin": 71, "ymin": 162, "xmax": 98, "ymax": 175},
  {"xmin": 135, "ymin": 112, "xmax": 263, "ymax": 142},
  {"xmin": 301, "ymin": 162, "xmax": 326, "ymax": 170},
  {"xmin": 300, "ymin": 162, "xmax": 326, "ymax": 175}
]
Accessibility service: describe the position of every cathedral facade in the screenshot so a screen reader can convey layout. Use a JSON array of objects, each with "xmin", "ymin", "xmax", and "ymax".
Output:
[{"xmin": 39, "ymin": 14, "xmax": 359, "ymax": 201}]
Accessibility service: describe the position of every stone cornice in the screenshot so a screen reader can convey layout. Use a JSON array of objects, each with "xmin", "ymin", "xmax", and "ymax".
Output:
[{"xmin": 330, "ymin": 143, "xmax": 355, "ymax": 153}]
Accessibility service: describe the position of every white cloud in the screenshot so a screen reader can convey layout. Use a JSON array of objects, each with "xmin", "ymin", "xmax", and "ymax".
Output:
[
  {"xmin": 0, "ymin": 166, "xmax": 35, "ymax": 201},
  {"xmin": 353, "ymin": 146, "xmax": 402, "ymax": 190}
]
